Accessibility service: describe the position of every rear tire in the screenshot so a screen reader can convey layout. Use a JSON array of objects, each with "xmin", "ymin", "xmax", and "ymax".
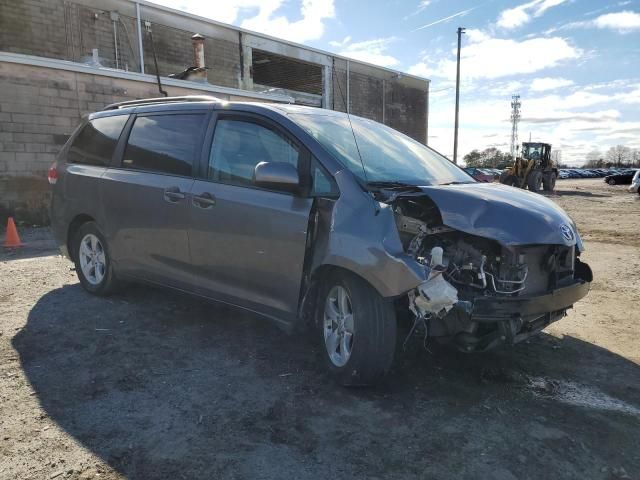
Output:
[
  {"xmin": 316, "ymin": 271, "xmax": 397, "ymax": 386},
  {"xmin": 527, "ymin": 170, "xmax": 543, "ymax": 192},
  {"xmin": 608, "ymin": 178, "xmax": 616, "ymax": 185},
  {"xmin": 72, "ymin": 222, "xmax": 118, "ymax": 296}
]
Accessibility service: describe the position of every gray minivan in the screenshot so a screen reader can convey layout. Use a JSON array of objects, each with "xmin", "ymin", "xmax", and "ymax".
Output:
[{"xmin": 50, "ymin": 96, "xmax": 592, "ymax": 385}]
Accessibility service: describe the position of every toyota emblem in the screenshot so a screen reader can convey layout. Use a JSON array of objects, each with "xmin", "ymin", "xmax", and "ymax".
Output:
[{"xmin": 560, "ymin": 224, "xmax": 574, "ymax": 242}]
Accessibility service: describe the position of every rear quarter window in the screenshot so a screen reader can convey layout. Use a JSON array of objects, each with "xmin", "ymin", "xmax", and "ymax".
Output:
[{"xmin": 68, "ymin": 115, "xmax": 128, "ymax": 166}]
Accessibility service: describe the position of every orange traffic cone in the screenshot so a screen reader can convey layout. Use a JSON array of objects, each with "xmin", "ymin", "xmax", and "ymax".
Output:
[{"xmin": 3, "ymin": 217, "xmax": 23, "ymax": 248}]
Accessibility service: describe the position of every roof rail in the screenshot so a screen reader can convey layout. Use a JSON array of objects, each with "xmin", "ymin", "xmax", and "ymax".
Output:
[{"xmin": 103, "ymin": 95, "xmax": 222, "ymax": 111}]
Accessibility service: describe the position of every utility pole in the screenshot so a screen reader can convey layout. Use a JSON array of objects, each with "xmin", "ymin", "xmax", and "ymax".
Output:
[{"xmin": 453, "ymin": 27, "xmax": 465, "ymax": 164}]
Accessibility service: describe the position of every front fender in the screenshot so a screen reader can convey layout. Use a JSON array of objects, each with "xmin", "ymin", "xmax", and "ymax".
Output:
[{"xmin": 309, "ymin": 171, "xmax": 427, "ymax": 298}]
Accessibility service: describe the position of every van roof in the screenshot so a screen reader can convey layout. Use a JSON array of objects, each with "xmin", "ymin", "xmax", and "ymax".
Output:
[{"xmin": 93, "ymin": 95, "xmax": 355, "ymax": 120}]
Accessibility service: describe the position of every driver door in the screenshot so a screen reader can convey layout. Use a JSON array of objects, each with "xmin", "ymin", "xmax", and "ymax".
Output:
[{"xmin": 188, "ymin": 113, "xmax": 313, "ymax": 324}]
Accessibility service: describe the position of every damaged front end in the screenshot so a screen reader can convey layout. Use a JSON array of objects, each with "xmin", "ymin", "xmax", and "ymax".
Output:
[{"xmin": 386, "ymin": 183, "xmax": 593, "ymax": 352}]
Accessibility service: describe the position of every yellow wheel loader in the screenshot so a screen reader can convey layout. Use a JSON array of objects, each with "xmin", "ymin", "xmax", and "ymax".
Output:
[{"xmin": 499, "ymin": 142, "xmax": 558, "ymax": 193}]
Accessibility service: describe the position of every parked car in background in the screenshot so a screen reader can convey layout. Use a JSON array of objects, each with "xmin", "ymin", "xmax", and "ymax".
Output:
[
  {"xmin": 629, "ymin": 169, "xmax": 640, "ymax": 194},
  {"xmin": 604, "ymin": 169, "xmax": 637, "ymax": 185},
  {"xmin": 48, "ymin": 96, "xmax": 592, "ymax": 386},
  {"xmin": 463, "ymin": 167, "xmax": 494, "ymax": 182},
  {"xmin": 557, "ymin": 168, "xmax": 637, "ymax": 180}
]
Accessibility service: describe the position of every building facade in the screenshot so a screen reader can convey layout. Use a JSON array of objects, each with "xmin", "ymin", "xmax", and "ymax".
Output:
[{"xmin": 0, "ymin": 0, "xmax": 429, "ymax": 223}]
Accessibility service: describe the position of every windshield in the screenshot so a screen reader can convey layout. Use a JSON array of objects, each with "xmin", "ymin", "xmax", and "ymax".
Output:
[{"xmin": 289, "ymin": 112, "xmax": 473, "ymax": 186}]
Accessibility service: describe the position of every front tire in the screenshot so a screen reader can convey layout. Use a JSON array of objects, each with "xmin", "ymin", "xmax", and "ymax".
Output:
[
  {"xmin": 317, "ymin": 271, "xmax": 397, "ymax": 386},
  {"xmin": 500, "ymin": 173, "xmax": 519, "ymax": 187},
  {"xmin": 542, "ymin": 172, "xmax": 556, "ymax": 191},
  {"xmin": 527, "ymin": 170, "xmax": 543, "ymax": 192},
  {"xmin": 72, "ymin": 222, "xmax": 118, "ymax": 295},
  {"xmin": 608, "ymin": 178, "xmax": 616, "ymax": 185}
]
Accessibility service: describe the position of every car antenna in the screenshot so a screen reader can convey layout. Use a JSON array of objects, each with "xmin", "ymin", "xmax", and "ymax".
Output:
[
  {"xmin": 144, "ymin": 21, "xmax": 168, "ymax": 97},
  {"xmin": 332, "ymin": 63, "xmax": 368, "ymax": 183}
]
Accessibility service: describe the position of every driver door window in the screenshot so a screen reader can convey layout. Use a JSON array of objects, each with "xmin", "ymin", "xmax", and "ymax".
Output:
[{"xmin": 208, "ymin": 119, "xmax": 300, "ymax": 188}]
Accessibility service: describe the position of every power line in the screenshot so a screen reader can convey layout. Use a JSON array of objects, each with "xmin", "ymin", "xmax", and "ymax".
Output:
[{"xmin": 431, "ymin": 86, "xmax": 454, "ymax": 93}]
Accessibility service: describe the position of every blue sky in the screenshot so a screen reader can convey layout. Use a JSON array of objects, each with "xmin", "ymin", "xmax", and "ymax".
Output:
[{"xmin": 150, "ymin": 0, "xmax": 640, "ymax": 165}]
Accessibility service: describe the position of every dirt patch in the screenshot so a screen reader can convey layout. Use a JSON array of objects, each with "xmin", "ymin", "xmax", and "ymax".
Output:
[
  {"xmin": 0, "ymin": 179, "xmax": 638, "ymax": 480},
  {"xmin": 546, "ymin": 179, "xmax": 640, "ymax": 248}
]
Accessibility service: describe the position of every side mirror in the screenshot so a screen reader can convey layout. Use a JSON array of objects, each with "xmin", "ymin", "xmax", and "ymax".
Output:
[{"xmin": 254, "ymin": 161, "xmax": 300, "ymax": 192}]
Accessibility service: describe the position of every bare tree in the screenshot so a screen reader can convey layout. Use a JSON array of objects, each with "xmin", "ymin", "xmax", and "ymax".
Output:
[{"xmin": 605, "ymin": 145, "xmax": 633, "ymax": 167}]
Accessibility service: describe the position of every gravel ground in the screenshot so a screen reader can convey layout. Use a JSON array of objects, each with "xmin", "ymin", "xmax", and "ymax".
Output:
[{"xmin": 0, "ymin": 178, "xmax": 638, "ymax": 480}]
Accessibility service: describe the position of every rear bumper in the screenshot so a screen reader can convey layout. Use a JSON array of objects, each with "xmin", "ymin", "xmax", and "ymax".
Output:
[{"xmin": 49, "ymin": 194, "xmax": 69, "ymax": 259}]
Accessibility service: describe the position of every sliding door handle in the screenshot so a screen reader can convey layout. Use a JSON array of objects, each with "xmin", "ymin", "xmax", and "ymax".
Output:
[
  {"xmin": 192, "ymin": 192, "xmax": 216, "ymax": 208},
  {"xmin": 164, "ymin": 187, "xmax": 186, "ymax": 203}
]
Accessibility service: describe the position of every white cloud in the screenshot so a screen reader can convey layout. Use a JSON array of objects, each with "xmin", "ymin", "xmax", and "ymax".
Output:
[
  {"xmin": 407, "ymin": 61, "xmax": 431, "ymax": 77},
  {"xmin": 404, "ymin": 0, "xmax": 431, "ymax": 20},
  {"xmin": 425, "ymin": 80, "xmax": 640, "ymax": 165},
  {"xmin": 408, "ymin": 30, "xmax": 582, "ymax": 81},
  {"xmin": 338, "ymin": 38, "xmax": 400, "ymax": 67},
  {"xmin": 593, "ymin": 10, "xmax": 640, "ymax": 32},
  {"xmin": 148, "ymin": 0, "xmax": 335, "ymax": 43},
  {"xmin": 530, "ymin": 77, "xmax": 574, "ymax": 91},
  {"xmin": 241, "ymin": 0, "xmax": 335, "ymax": 42},
  {"xmin": 329, "ymin": 36, "xmax": 351, "ymax": 48},
  {"xmin": 497, "ymin": 0, "xmax": 568, "ymax": 30},
  {"xmin": 558, "ymin": 10, "xmax": 640, "ymax": 33}
]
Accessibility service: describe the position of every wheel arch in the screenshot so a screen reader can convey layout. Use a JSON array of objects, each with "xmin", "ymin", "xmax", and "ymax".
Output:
[
  {"xmin": 66, "ymin": 214, "xmax": 95, "ymax": 261},
  {"xmin": 297, "ymin": 263, "xmax": 393, "ymax": 331}
]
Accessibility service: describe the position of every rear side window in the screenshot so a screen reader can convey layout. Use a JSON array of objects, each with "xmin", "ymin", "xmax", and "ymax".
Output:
[
  {"xmin": 122, "ymin": 114, "xmax": 206, "ymax": 176},
  {"xmin": 68, "ymin": 115, "xmax": 128, "ymax": 166}
]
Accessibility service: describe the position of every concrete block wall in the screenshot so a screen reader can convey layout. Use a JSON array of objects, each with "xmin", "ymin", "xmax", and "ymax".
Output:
[
  {"xmin": 0, "ymin": 61, "xmax": 266, "ymax": 225},
  {"xmin": 331, "ymin": 67, "xmax": 348, "ymax": 113},
  {"xmin": 140, "ymin": 23, "xmax": 240, "ymax": 88},
  {"xmin": 329, "ymin": 68, "xmax": 427, "ymax": 143},
  {"xmin": 0, "ymin": 0, "xmax": 241, "ymax": 87},
  {"xmin": 0, "ymin": 0, "xmax": 427, "ymax": 132},
  {"xmin": 349, "ymin": 71, "xmax": 384, "ymax": 124},
  {"xmin": 385, "ymin": 81, "xmax": 428, "ymax": 144},
  {"xmin": 0, "ymin": 0, "xmax": 69, "ymax": 60},
  {"xmin": 74, "ymin": 4, "xmax": 139, "ymax": 71}
]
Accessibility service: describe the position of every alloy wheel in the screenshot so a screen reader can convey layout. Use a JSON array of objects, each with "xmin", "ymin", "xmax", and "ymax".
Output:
[
  {"xmin": 79, "ymin": 233, "xmax": 106, "ymax": 285},
  {"xmin": 323, "ymin": 285, "xmax": 355, "ymax": 367}
]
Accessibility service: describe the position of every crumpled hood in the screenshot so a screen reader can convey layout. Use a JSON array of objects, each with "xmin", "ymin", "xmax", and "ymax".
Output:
[{"xmin": 418, "ymin": 182, "xmax": 583, "ymax": 250}]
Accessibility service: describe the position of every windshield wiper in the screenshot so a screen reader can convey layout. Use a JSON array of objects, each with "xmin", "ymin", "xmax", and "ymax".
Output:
[
  {"xmin": 439, "ymin": 181, "xmax": 473, "ymax": 186},
  {"xmin": 366, "ymin": 181, "xmax": 418, "ymax": 189}
]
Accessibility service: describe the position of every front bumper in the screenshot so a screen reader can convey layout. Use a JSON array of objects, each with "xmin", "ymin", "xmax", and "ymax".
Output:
[
  {"xmin": 470, "ymin": 278, "xmax": 591, "ymax": 322},
  {"xmin": 453, "ymin": 262, "xmax": 592, "ymax": 352},
  {"xmin": 628, "ymin": 182, "xmax": 640, "ymax": 193}
]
